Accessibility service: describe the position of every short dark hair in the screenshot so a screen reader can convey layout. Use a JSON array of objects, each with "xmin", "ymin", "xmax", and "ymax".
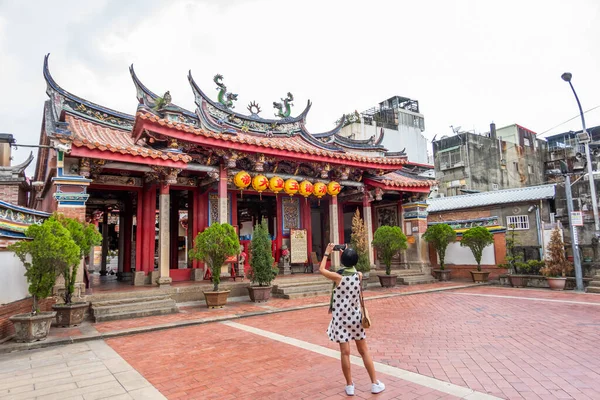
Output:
[{"xmin": 340, "ymin": 247, "xmax": 359, "ymax": 267}]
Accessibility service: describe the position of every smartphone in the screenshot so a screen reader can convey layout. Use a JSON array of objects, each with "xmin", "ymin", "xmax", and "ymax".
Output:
[{"xmin": 333, "ymin": 244, "xmax": 347, "ymax": 251}]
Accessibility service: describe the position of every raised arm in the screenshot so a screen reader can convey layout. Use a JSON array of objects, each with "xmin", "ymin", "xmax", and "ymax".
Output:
[{"xmin": 319, "ymin": 243, "xmax": 342, "ymax": 285}]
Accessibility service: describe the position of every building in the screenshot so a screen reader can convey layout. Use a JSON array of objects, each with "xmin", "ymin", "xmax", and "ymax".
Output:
[
  {"xmin": 31, "ymin": 55, "xmax": 436, "ymax": 288},
  {"xmin": 432, "ymin": 123, "xmax": 546, "ymax": 197},
  {"xmin": 426, "ymin": 184, "xmax": 556, "ymax": 279},
  {"xmin": 337, "ymin": 96, "xmax": 429, "ymax": 165}
]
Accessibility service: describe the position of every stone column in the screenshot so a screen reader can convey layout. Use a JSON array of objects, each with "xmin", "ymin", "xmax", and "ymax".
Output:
[
  {"xmin": 329, "ymin": 196, "xmax": 341, "ymax": 268},
  {"xmin": 122, "ymin": 197, "xmax": 133, "ymax": 282},
  {"xmin": 363, "ymin": 191, "xmax": 375, "ymax": 267},
  {"xmin": 117, "ymin": 209, "xmax": 125, "ymax": 278},
  {"xmin": 218, "ymin": 164, "xmax": 228, "ymax": 224},
  {"xmin": 100, "ymin": 210, "xmax": 109, "ymax": 276},
  {"xmin": 157, "ymin": 183, "xmax": 172, "ymax": 286},
  {"xmin": 402, "ymin": 202, "xmax": 431, "ymax": 273}
]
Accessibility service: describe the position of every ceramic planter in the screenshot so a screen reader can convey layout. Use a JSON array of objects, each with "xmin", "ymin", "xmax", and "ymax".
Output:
[
  {"xmin": 546, "ymin": 277, "xmax": 567, "ymax": 290},
  {"xmin": 247, "ymin": 286, "xmax": 272, "ymax": 303},
  {"xmin": 377, "ymin": 274, "xmax": 397, "ymax": 288},
  {"xmin": 470, "ymin": 271, "xmax": 490, "ymax": 283},
  {"xmin": 433, "ymin": 269, "xmax": 452, "ymax": 281},
  {"xmin": 203, "ymin": 290, "xmax": 230, "ymax": 308},
  {"xmin": 360, "ymin": 272, "xmax": 370, "ymax": 290},
  {"xmin": 52, "ymin": 302, "xmax": 89, "ymax": 327},
  {"xmin": 9, "ymin": 312, "xmax": 56, "ymax": 343},
  {"xmin": 508, "ymin": 275, "xmax": 529, "ymax": 288}
]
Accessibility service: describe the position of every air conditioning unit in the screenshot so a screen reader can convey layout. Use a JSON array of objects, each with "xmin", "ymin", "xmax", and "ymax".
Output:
[
  {"xmin": 440, "ymin": 163, "xmax": 449, "ymax": 170},
  {"xmin": 453, "ymin": 161, "xmax": 465, "ymax": 167}
]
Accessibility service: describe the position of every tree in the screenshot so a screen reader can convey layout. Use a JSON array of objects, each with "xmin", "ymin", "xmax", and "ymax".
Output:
[
  {"xmin": 422, "ymin": 224, "xmax": 456, "ymax": 270},
  {"xmin": 540, "ymin": 227, "xmax": 573, "ymax": 277},
  {"xmin": 52, "ymin": 214, "xmax": 102, "ymax": 304},
  {"xmin": 9, "ymin": 218, "xmax": 80, "ymax": 314},
  {"xmin": 460, "ymin": 227, "xmax": 494, "ymax": 271},
  {"xmin": 189, "ymin": 223, "xmax": 240, "ymax": 291},
  {"xmin": 248, "ymin": 218, "xmax": 275, "ymax": 287},
  {"xmin": 372, "ymin": 226, "xmax": 407, "ymax": 275},
  {"xmin": 350, "ymin": 209, "xmax": 370, "ymax": 273}
]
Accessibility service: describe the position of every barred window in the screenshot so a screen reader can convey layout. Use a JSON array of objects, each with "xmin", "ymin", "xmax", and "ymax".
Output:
[{"xmin": 507, "ymin": 215, "xmax": 530, "ymax": 230}]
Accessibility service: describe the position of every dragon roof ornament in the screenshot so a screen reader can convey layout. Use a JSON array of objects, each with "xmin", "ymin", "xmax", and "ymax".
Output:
[
  {"xmin": 214, "ymin": 74, "xmax": 238, "ymax": 109},
  {"xmin": 274, "ymin": 92, "xmax": 294, "ymax": 118}
]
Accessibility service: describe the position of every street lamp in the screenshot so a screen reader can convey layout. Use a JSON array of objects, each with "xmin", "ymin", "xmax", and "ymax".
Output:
[
  {"xmin": 561, "ymin": 72, "xmax": 598, "ymax": 292},
  {"xmin": 561, "ymin": 72, "xmax": 600, "ymax": 231}
]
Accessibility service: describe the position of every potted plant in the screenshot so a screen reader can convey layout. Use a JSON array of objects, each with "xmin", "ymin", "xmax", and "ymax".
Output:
[
  {"xmin": 351, "ymin": 209, "xmax": 371, "ymax": 290},
  {"xmin": 540, "ymin": 227, "xmax": 573, "ymax": 290},
  {"xmin": 423, "ymin": 223, "xmax": 456, "ymax": 281},
  {"xmin": 372, "ymin": 226, "xmax": 407, "ymax": 287},
  {"xmin": 8, "ymin": 218, "xmax": 80, "ymax": 342},
  {"xmin": 189, "ymin": 223, "xmax": 240, "ymax": 307},
  {"xmin": 460, "ymin": 226, "xmax": 494, "ymax": 283},
  {"xmin": 247, "ymin": 218, "xmax": 275, "ymax": 302},
  {"xmin": 51, "ymin": 214, "xmax": 102, "ymax": 327}
]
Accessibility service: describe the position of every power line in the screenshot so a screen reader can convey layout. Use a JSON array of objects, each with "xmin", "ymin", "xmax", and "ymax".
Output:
[{"xmin": 538, "ymin": 105, "xmax": 600, "ymax": 137}]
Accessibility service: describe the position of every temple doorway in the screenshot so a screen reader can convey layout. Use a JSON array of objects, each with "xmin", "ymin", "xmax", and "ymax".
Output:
[{"xmin": 237, "ymin": 194, "xmax": 277, "ymax": 274}]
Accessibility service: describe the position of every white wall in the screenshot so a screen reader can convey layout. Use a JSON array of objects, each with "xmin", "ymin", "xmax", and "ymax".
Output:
[
  {"xmin": 443, "ymin": 242, "xmax": 496, "ymax": 266},
  {"xmin": 0, "ymin": 251, "xmax": 29, "ymax": 304}
]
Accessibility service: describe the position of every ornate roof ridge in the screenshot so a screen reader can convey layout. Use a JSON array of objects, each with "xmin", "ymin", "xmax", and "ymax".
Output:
[
  {"xmin": 0, "ymin": 152, "xmax": 34, "ymax": 174},
  {"xmin": 311, "ymin": 116, "xmax": 346, "ymax": 139},
  {"xmin": 188, "ymin": 70, "xmax": 312, "ymax": 125},
  {"xmin": 44, "ymin": 54, "xmax": 134, "ymax": 126}
]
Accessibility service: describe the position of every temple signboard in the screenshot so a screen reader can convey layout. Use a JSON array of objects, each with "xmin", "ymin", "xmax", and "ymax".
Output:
[{"xmin": 290, "ymin": 229, "xmax": 308, "ymax": 264}]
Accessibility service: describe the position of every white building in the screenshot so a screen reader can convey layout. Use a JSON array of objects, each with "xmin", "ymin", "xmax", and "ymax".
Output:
[{"xmin": 339, "ymin": 96, "xmax": 429, "ymax": 164}]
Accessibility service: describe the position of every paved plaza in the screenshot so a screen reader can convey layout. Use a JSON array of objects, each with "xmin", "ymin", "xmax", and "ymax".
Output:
[{"xmin": 1, "ymin": 285, "xmax": 600, "ymax": 399}]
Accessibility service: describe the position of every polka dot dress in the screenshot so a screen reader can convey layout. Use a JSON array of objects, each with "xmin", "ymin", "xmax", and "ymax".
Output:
[{"xmin": 327, "ymin": 273, "xmax": 366, "ymax": 343}]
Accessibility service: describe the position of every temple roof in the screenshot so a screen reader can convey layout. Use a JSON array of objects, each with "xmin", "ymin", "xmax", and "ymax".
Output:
[
  {"xmin": 366, "ymin": 170, "xmax": 436, "ymax": 189},
  {"xmin": 133, "ymin": 112, "xmax": 407, "ymax": 167},
  {"xmin": 43, "ymin": 54, "xmax": 410, "ymax": 168}
]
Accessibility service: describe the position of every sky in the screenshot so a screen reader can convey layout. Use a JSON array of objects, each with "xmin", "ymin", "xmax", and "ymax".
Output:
[{"xmin": 0, "ymin": 0, "xmax": 599, "ymax": 174}]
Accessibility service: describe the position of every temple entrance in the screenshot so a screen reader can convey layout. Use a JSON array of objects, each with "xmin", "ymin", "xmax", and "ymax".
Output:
[{"xmin": 237, "ymin": 194, "xmax": 277, "ymax": 274}]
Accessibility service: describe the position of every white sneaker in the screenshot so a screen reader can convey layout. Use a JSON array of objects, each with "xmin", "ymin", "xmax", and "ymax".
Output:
[
  {"xmin": 371, "ymin": 380, "xmax": 385, "ymax": 394},
  {"xmin": 345, "ymin": 382, "xmax": 355, "ymax": 396}
]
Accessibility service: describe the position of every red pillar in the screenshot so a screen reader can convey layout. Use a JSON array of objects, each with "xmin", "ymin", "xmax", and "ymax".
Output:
[
  {"xmin": 218, "ymin": 164, "xmax": 228, "ymax": 224},
  {"xmin": 276, "ymin": 194, "xmax": 283, "ymax": 262},
  {"xmin": 123, "ymin": 196, "xmax": 133, "ymax": 273},
  {"xmin": 143, "ymin": 184, "xmax": 157, "ymax": 275},
  {"xmin": 187, "ymin": 189, "xmax": 195, "ymax": 269},
  {"xmin": 170, "ymin": 190, "xmax": 179, "ymax": 269},
  {"xmin": 135, "ymin": 188, "xmax": 144, "ymax": 273}
]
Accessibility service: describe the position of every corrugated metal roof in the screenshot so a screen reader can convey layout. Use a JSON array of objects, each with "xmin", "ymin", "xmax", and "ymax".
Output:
[{"xmin": 427, "ymin": 184, "xmax": 556, "ymax": 213}]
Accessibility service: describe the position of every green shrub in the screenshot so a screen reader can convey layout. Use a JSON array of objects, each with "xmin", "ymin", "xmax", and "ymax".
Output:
[
  {"xmin": 52, "ymin": 214, "xmax": 102, "ymax": 304},
  {"xmin": 460, "ymin": 227, "xmax": 494, "ymax": 271},
  {"xmin": 422, "ymin": 224, "xmax": 456, "ymax": 270},
  {"xmin": 9, "ymin": 218, "xmax": 80, "ymax": 314},
  {"xmin": 372, "ymin": 226, "xmax": 407, "ymax": 275},
  {"xmin": 189, "ymin": 223, "xmax": 240, "ymax": 291},
  {"xmin": 248, "ymin": 218, "xmax": 275, "ymax": 287}
]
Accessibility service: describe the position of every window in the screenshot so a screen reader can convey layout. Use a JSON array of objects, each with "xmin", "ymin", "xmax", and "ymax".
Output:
[
  {"xmin": 528, "ymin": 164, "xmax": 533, "ymax": 174},
  {"xmin": 524, "ymin": 138, "xmax": 531, "ymax": 147},
  {"xmin": 513, "ymin": 162, "xmax": 519, "ymax": 171},
  {"xmin": 439, "ymin": 147, "xmax": 463, "ymax": 170},
  {"xmin": 507, "ymin": 215, "xmax": 530, "ymax": 230}
]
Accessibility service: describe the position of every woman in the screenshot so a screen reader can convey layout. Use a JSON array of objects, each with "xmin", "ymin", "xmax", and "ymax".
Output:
[{"xmin": 319, "ymin": 243, "xmax": 385, "ymax": 396}]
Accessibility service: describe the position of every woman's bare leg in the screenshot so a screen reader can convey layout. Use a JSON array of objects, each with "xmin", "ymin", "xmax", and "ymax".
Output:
[
  {"xmin": 339, "ymin": 342, "xmax": 353, "ymax": 385},
  {"xmin": 355, "ymin": 339, "xmax": 378, "ymax": 383}
]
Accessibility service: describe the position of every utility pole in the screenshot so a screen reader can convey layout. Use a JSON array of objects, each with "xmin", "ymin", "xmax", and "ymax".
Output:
[{"xmin": 564, "ymin": 175, "xmax": 584, "ymax": 291}]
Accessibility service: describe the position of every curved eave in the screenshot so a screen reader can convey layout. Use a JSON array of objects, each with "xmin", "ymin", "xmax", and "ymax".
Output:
[
  {"xmin": 188, "ymin": 70, "xmax": 311, "ymax": 125},
  {"xmin": 375, "ymin": 128, "xmax": 385, "ymax": 145},
  {"xmin": 331, "ymin": 133, "xmax": 388, "ymax": 151},
  {"xmin": 0, "ymin": 199, "xmax": 51, "ymax": 218},
  {"xmin": 0, "ymin": 152, "xmax": 35, "ymax": 174},
  {"xmin": 311, "ymin": 115, "xmax": 346, "ymax": 139},
  {"xmin": 364, "ymin": 178, "xmax": 433, "ymax": 193},
  {"xmin": 44, "ymin": 54, "xmax": 134, "ymax": 122},
  {"xmin": 297, "ymin": 129, "xmax": 345, "ymax": 152},
  {"xmin": 129, "ymin": 64, "xmax": 198, "ymax": 120}
]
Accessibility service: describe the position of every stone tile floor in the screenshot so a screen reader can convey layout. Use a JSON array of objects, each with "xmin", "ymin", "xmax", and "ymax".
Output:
[{"xmin": 1, "ymin": 285, "xmax": 599, "ymax": 399}]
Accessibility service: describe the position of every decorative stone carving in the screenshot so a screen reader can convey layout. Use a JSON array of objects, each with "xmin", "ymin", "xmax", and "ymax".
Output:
[
  {"xmin": 93, "ymin": 175, "xmax": 142, "ymax": 187},
  {"xmin": 321, "ymin": 163, "xmax": 331, "ymax": 179},
  {"xmin": 79, "ymin": 158, "xmax": 91, "ymax": 178}
]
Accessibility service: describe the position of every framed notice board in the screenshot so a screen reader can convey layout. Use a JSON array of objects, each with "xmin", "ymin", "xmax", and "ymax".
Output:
[{"xmin": 290, "ymin": 229, "xmax": 308, "ymax": 264}]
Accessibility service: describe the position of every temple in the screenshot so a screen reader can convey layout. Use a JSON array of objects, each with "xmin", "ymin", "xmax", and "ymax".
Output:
[{"xmin": 32, "ymin": 54, "xmax": 435, "ymax": 287}]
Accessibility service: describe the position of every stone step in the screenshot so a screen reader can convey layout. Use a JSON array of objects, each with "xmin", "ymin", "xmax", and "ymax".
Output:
[
  {"xmin": 398, "ymin": 276, "xmax": 436, "ymax": 286},
  {"xmin": 587, "ymin": 280, "xmax": 600, "ymax": 288},
  {"xmin": 93, "ymin": 306, "xmax": 179, "ymax": 322},
  {"xmin": 274, "ymin": 290, "xmax": 332, "ymax": 300},
  {"xmin": 272, "ymin": 280, "xmax": 329, "ymax": 290},
  {"xmin": 91, "ymin": 295, "xmax": 172, "ymax": 307},
  {"xmin": 273, "ymin": 283, "xmax": 333, "ymax": 295},
  {"xmin": 585, "ymin": 286, "xmax": 600, "ymax": 294},
  {"xmin": 86, "ymin": 289, "xmax": 166, "ymax": 303},
  {"xmin": 91, "ymin": 299, "xmax": 176, "ymax": 317}
]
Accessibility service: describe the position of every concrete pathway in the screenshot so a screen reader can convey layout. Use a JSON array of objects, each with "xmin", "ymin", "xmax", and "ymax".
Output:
[{"xmin": 0, "ymin": 341, "xmax": 164, "ymax": 400}]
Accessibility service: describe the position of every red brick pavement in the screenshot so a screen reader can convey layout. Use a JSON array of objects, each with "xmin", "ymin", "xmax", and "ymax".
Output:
[
  {"xmin": 93, "ymin": 282, "xmax": 463, "ymax": 333},
  {"xmin": 107, "ymin": 323, "xmax": 459, "ymax": 400},
  {"xmin": 237, "ymin": 288, "xmax": 600, "ymax": 399}
]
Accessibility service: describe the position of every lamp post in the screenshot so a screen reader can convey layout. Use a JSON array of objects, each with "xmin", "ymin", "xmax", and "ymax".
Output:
[{"xmin": 561, "ymin": 72, "xmax": 600, "ymax": 232}]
